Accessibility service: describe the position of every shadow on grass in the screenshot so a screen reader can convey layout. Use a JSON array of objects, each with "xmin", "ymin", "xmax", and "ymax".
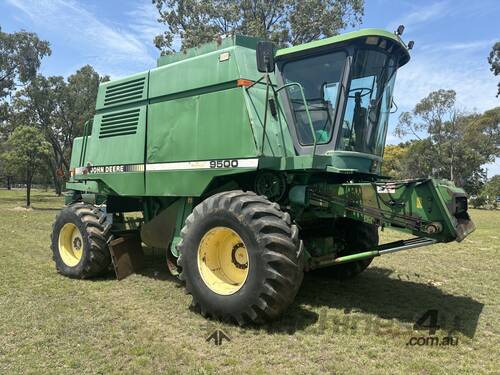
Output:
[
  {"xmin": 288, "ymin": 266, "xmax": 483, "ymax": 338},
  {"xmin": 85, "ymin": 250, "xmax": 179, "ymax": 283},
  {"xmin": 137, "ymin": 255, "xmax": 180, "ymax": 283},
  {"xmin": 85, "ymin": 254, "xmax": 483, "ymax": 338}
]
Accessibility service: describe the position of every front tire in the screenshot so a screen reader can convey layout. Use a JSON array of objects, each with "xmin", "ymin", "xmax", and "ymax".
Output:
[
  {"xmin": 177, "ymin": 191, "xmax": 303, "ymax": 325},
  {"xmin": 322, "ymin": 218, "xmax": 379, "ymax": 280},
  {"xmin": 302, "ymin": 218, "xmax": 379, "ymax": 280},
  {"xmin": 51, "ymin": 204, "xmax": 112, "ymax": 278}
]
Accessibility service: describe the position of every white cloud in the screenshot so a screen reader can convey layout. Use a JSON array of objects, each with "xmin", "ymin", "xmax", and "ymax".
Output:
[
  {"xmin": 386, "ymin": 1, "xmax": 450, "ymax": 33},
  {"xmin": 126, "ymin": 3, "xmax": 164, "ymax": 46},
  {"xmin": 393, "ymin": 50, "xmax": 499, "ymax": 113},
  {"xmin": 442, "ymin": 40, "xmax": 496, "ymax": 51},
  {"xmin": 6, "ymin": 0, "xmax": 156, "ymax": 77},
  {"xmin": 126, "ymin": 2, "xmax": 182, "ymax": 52},
  {"xmin": 483, "ymin": 159, "xmax": 500, "ymax": 178},
  {"xmin": 421, "ymin": 39, "xmax": 497, "ymax": 53}
]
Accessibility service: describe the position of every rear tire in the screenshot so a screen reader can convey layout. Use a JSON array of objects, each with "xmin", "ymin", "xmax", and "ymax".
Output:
[
  {"xmin": 51, "ymin": 203, "xmax": 112, "ymax": 278},
  {"xmin": 177, "ymin": 190, "xmax": 304, "ymax": 325}
]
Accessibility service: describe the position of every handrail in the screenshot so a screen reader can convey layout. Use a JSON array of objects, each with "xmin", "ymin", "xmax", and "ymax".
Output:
[
  {"xmin": 261, "ymin": 73, "xmax": 271, "ymax": 155},
  {"xmin": 79, "ymin": 120, "xmax": 90, "ymax": 167},
  {"xmin": 275, "ymin": 82, "xmax": 317, "ymax": 156}
]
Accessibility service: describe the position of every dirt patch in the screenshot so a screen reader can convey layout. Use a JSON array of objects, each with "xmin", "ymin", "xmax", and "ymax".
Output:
[{"xmin": 9, "ymin": 206, "xmax": 33, "ymax": 212}]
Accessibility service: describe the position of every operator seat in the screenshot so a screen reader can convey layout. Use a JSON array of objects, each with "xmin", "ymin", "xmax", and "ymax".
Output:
[{"xmin": 353, "ymin": 91, "xmax": 367, "ymax": 152}]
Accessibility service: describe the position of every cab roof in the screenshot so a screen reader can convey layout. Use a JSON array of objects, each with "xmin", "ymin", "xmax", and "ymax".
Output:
[{"xmin": 276, "ymin": 28, "xmax": 410, "ymax": 67}]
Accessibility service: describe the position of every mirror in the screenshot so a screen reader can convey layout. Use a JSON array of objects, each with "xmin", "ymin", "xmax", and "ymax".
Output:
[{"xmin": 256, "ymin": 41, "xmax": 275, "ymax": 73}]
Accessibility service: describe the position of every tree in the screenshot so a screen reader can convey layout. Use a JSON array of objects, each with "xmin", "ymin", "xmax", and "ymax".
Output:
[
  {"xmin": 53, "ymin": 66, "xmax": 109, "ymax": 193},
  {"xmin": 470, "ymin": 175, "xmax": 500, "ymax": 208},
  {"xmin": 400, "ymin": 139, "xmax": 437, "ymax": 180},
  {"xmin": 0, "ymin": 134, "xmax": 14, "ymax": 189},
  {"xmin": 396, "ymin": 89, "xmax": 459, "ymax": 180},
  {"xmin": 1, "ymin": 126, "xmax": 50, "ymax": 207},
  {"xmin": 483, "ymin": 175, "xmax": 500, "ymax": 200},
  {"xmin": 395, "ymin": 90, "xmax": 500, "ymax": 194},
  {"xmin": 152, "ymin": 0, "xmax": 364, "ymax": 54},
  {"xmin": 395, "ymin": 90, "xmax": 499, "ymax": 191},
  {"xmin": 381, "ymin": 144, "xmax": 407, "ymax": 179},
  {"xmin": 473, "ymin": 106, "xmax": 500, "ymax": 153},
  {"xmin": 0, "ymin": 26, "xmax": 51, "ymax": 189},
  {"xmin": 10, "ymin": 75, "xmax": 67, "ymax": 194},
  {"xmin": 10, "ymin": 65, "xmax": 108, "ymax": 195},
  {"xmin": 454, "ymin": 108, "xmax": 499, "ymax": 189},
  {"xmin": 0, "ymin": 27, "xmax": 51, "ymax": 100},
  {"xmin": 488, "ymin": 42, "xmax": 500, "ymax": 97},
  {"xmin": 462, "ymin": 169, "xmax": 487, "ymax": 197}
]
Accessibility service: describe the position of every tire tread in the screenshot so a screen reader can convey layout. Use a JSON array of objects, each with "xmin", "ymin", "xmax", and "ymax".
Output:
[{"xmin": 177, "ymin": 190, "xmax": 303, "ymax": 325}]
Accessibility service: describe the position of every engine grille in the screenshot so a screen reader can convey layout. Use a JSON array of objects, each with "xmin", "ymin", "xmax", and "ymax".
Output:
[
  {"xmin": 103, "ymin": 77, "xmax": 146, "ymax": 107},
  {"xmin": 99, "ymin": 108, "xmax": 140, "ymax": 138}
]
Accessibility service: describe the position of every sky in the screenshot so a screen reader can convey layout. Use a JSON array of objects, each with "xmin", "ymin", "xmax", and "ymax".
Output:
[{"xmin": 1, "ymin": 0, "xmax": 499, "ymax": 175}]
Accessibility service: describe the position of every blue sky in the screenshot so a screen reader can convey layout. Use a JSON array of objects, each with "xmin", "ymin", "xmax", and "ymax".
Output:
[{"xmin": 1, "ymin": 0, "xmax": 499, "ymax": 175}]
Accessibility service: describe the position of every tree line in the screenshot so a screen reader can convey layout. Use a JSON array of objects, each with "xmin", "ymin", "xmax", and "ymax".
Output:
[
  {"xmin": 0, "ymin": 0, "xmax": 499, "ymax": 207},
  {"xmin": 383, "ymin": 89, "xmax": 499, "ymax": 205},
  {"xmin": 0, "ymin": 27, "xmax": 108, "ymax": 205}
]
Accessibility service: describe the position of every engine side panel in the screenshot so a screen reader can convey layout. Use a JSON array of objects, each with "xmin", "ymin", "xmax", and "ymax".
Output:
[{"xmin": 145, "ymin": 87, "xmax": 258, "ymax": 196}]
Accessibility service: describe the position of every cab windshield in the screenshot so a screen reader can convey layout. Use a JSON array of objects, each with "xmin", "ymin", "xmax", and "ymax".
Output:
[
  {"xmin": 281, "ymin": 46, "xmax": 398, "ymax": 156},
  {"xmin": 338, "ymin": 49, "xmax": 397, "ymax": 155}
]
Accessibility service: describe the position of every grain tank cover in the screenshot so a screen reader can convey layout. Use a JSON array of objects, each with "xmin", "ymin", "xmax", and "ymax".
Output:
[{"xmin": 156, "ymin": 35, "xmax": 263, "ymax": 67}]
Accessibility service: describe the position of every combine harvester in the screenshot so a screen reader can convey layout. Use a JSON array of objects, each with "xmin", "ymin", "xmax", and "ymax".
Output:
[{"xmin": 51, "ymin": 26, "xmax": 474, "ymax": 324}]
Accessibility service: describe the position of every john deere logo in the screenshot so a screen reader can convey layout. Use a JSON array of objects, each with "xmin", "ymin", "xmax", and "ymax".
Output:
[{"xmin": 206, "ymin": 329, "xmax": 231, "ymax": 346}]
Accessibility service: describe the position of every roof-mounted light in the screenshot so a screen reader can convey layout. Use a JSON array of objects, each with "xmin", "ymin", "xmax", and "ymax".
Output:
[
  {"xmin": 395, "ymin": 25, "xmax": 405, "ymax": 36},
  {"xmin": 365, "ymin": 36, "xmax": 379, "ymax": 45}
]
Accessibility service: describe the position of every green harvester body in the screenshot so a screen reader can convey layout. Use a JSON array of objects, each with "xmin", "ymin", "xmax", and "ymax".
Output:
[{"xmin": 66, "ymin": 29, "xmax": 475, "ymax": 269}]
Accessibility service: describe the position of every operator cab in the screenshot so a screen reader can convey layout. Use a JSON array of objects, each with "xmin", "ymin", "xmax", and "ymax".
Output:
[{"xmin": 276, "ymin": 31, "xmax": 410, "ymax": 161}]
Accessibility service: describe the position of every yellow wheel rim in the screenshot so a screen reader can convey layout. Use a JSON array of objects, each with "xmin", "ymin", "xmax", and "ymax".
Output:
[
  {"xmin": 197, "ymin": 227, "xmax": 249, "ymax": 295},
  {"xmin": 58, "ymin": 223, "xmax": 84, "ymax": 267}
]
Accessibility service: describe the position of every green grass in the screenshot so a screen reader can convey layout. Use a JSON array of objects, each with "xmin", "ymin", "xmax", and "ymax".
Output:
[{"xmin": 0, "ymin": 189, "xmax": 498, "ymax": 374}]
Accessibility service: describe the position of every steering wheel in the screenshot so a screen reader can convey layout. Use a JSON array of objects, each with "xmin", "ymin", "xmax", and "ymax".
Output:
[{"xmin": 348, "ymin": 87, "xmax": 372, "ymax": 99}]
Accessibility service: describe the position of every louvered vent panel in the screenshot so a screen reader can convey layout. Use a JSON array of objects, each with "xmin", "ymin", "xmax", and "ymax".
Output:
[
  {"xmin": 103, "ymin": 77, "xmax": 145, "ymax": 107},
  {"xmin": 99, "ymin": 109, "xmax": 140, "ymax": 138}
]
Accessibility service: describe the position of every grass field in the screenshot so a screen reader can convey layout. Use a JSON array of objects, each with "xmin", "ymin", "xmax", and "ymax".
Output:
[{"xmin": 0, "ymin": 189, "xmax": 498, "ymax": 374}]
